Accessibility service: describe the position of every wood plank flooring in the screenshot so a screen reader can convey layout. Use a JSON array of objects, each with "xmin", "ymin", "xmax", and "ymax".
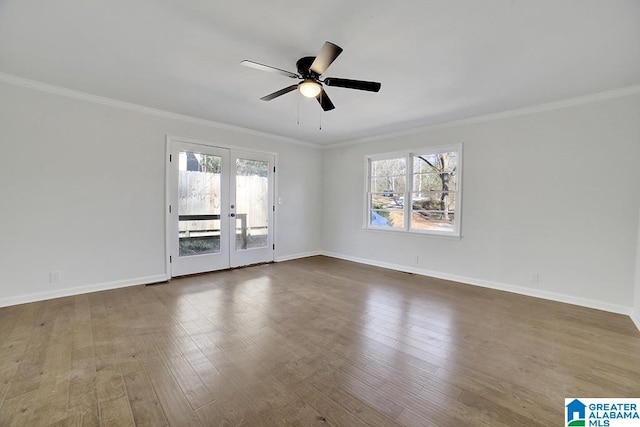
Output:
[{"xmin": 0, "ymin": 256, "xmax": 639, "ymax": 426}]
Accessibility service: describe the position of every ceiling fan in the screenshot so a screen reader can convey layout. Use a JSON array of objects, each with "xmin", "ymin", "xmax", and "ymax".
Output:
[{"xmin": 241, "ymin": 41, "xmax": 381, "ymax": 111}]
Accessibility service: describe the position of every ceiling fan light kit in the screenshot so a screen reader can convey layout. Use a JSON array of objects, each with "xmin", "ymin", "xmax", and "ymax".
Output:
[
  {"xmin": 241, "ymin": 41, "xmax": 381, "ymax": 111},
  {"xmin": 299, "ymin": 80, "xmax": 322, "ymax": 98}
]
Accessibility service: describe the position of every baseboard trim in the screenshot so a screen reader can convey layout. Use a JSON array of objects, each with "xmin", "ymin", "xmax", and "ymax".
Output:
[
  {"xmin": 275, "ymin": 251, "xmax": 322, "ymax": 263},
  {"xmin": 0, "ymin": 274, "xmax": 169, "ymax": 308},
  {"xmin": 321, "ymin": 251, "xmax": 632, "ymax": 316},
  {"xmin": 3, "ymin": 257, "xmax": 636, "ymax": 332}
]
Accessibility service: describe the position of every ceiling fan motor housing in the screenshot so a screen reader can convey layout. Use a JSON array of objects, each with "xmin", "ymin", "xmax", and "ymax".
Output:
[{"xmin": 296, "ymin": 56, "xmax": 319, "ymax": 79}]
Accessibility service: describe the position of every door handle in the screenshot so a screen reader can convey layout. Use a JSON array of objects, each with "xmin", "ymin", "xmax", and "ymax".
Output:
[{"xmin": 230, "ymin": 213, "xmax": 236, "ymax": 217}]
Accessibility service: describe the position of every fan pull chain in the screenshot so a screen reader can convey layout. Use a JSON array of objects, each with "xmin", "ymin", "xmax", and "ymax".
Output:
[
  {"xmin": 318, "ymin": 92, "xmax": 322, "ymax": 130},
  {"xmin": 297, "ymin": 94, "xmax": 300, "ymax": 125}
]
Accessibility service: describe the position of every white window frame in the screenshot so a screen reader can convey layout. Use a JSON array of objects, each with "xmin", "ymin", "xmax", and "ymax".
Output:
[{"xmin": 364, "ymin": 143, "xmax": 462, "ymax": 238}]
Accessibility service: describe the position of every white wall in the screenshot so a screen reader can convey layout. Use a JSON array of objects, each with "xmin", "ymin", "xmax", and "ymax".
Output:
[
  {"xmin": 323, "ymin": 94, "xmax": 640, "ymax": 313},
  {"xmin": 2, "ymin": 77, "xmax": 640, "ymax": 324},
  {"xmin": 0, "ymin": 81, "xmax": 322, "ymax": 306}
]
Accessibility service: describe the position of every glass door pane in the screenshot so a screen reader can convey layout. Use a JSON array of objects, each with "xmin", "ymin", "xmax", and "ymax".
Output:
[
  {"xmin": 230, "ymin": 151, "xmax": 274, "ymax": 267},
  {"xmin": 178, "ymin": 151, "xmax": 222, "ymax": 256},
  {"xmin": 234, "ymin": 158, "xmax": 269, "ymax": 250},
  {"xmin": 169, "ymin": 141, "xmax": 230, "ymax": 277}
]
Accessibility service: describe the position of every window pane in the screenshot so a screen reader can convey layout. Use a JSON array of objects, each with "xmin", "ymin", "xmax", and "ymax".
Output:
[
  {"xmin": 372, "ymin": 190, "xmax": 404, "ymax": 201},
  {"xmin": 371, "ymin": 158, "xmax": 405, "ymax": 177},
  {"xmin": 413, "ymin": 152, "xmax": 457, "ymax": 174},
  {"xmin": 412, "ymin": 173, "xmax": 443, "ymax": 192},
  {"xmin": 410, "ymin": 211, "xmax": 454, "ymax": 232},
  {"xmin": 370, "ymin": 210, "xmax": 404, "ymax": 228},
  {"xmin": 370, "ymin": 189, "xmax": 403, "ymax": 228},
  {"xmin": 410, "ymin": 192, "xmax": 456, "ymax": 231},
  {"xmin": 412, "ymin": 174, "xmax": 457, "ymax": 193},
  {"xmin": 371, "ymin": 193, "xmax": 404, "ymax": 209},
  {"xmin": 411, "ymin": 192, "xmax": 456, "ymax": 212},
  {"xmin": 371, "ymin": 158, "xmax": 406, "ymax": 202},
  {"xmin": 371, "ymin": 177, "xmax": 406, "ymax": 194},
  {"xmin": 412, "ymin": 152, "xmax": 458, "ymax": 197}
]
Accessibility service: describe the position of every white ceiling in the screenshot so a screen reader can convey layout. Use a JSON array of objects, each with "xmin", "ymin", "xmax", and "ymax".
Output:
[{"xmin": 1, "ymin": 0, "xmax": 639, "ymax": 146}]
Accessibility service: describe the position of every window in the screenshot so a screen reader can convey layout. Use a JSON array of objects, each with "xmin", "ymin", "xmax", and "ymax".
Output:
[{"xmin": 365, "ymin": 144, "xmax": 462, "ymax": 237}]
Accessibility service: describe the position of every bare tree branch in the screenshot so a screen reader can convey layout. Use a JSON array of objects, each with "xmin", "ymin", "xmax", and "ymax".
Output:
[{"xmin": 417, "ymin": 155, "xmax": 436, "ymax": 169}]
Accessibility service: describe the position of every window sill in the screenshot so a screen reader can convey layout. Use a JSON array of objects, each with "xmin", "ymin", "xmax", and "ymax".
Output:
[{"xmin": 362, "ymin": 226, "xmax": 462, "ymax": 240}]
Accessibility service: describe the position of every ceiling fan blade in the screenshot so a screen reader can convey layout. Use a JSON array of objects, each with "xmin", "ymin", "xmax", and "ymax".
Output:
[
  {"xmin": 260, "ymin": 85, "xmax": 299, "ymax": 101},
  {"xmin": 241, "ymin": 60, "xmax": 300, "ymax": 79},
  {"xmin": 324, "ymin": 77, "xmax": 381, "ymax": 92},
  {"xmin": 315, "ymin": 88, "xmax": 335, "ymax": 111},
  {"xmin": 310, "ymin": 42, "xmax": 343, "ymax": 75}
]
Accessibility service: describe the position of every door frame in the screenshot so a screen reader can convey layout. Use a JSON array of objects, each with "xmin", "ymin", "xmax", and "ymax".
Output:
[{"xmin": 164, "ymin": 135, "xmax": 278, "ymax": 278}]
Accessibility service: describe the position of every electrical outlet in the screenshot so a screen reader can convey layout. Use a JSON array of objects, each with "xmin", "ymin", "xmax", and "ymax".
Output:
[
  {"xmin": 414, "ymin": 255, "xmax": 419, "ymax": 265},
  {"xmin": 530, "ymin": 272, "xmax": 539, "ymax": 284},
  {"xmin": 49, "ymin": 271, "xmax": 61, "ymax": 284}
]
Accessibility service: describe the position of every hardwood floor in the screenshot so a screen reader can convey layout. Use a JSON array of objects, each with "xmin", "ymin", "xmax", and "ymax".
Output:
[{"xmin": 0, "ymin": 256, "xmax": 639, "ymax": 426}]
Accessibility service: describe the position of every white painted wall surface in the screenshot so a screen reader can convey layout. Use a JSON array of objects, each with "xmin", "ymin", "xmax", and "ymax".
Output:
[
  {"xmin": 0, "ymin": 81, "xmax": 322, "ymax": 306},
  {"xmin": 2, "ymin": 77, "xmax": 639, "ymax": 326},
  {"xmin": 322, "ymin": 94, "xmax": 640, "ymax": 313}
]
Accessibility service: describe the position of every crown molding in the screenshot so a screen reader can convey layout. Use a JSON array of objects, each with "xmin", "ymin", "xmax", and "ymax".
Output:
[
  {"xmin": 3, "ymin": 72, "xmax": 638, "ymax": 151},
  {"xmin": 324, "ymin": 84, "xmax": 640, "ymax": 149},
  {"xmin": 0, "ymin": 72, "xmax": 322, "ymax": 149}
]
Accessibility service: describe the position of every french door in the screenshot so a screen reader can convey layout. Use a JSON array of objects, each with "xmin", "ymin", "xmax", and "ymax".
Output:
[{"xmin": 167, "ymin": 140, "xmax": 274, "ymax": 277}]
